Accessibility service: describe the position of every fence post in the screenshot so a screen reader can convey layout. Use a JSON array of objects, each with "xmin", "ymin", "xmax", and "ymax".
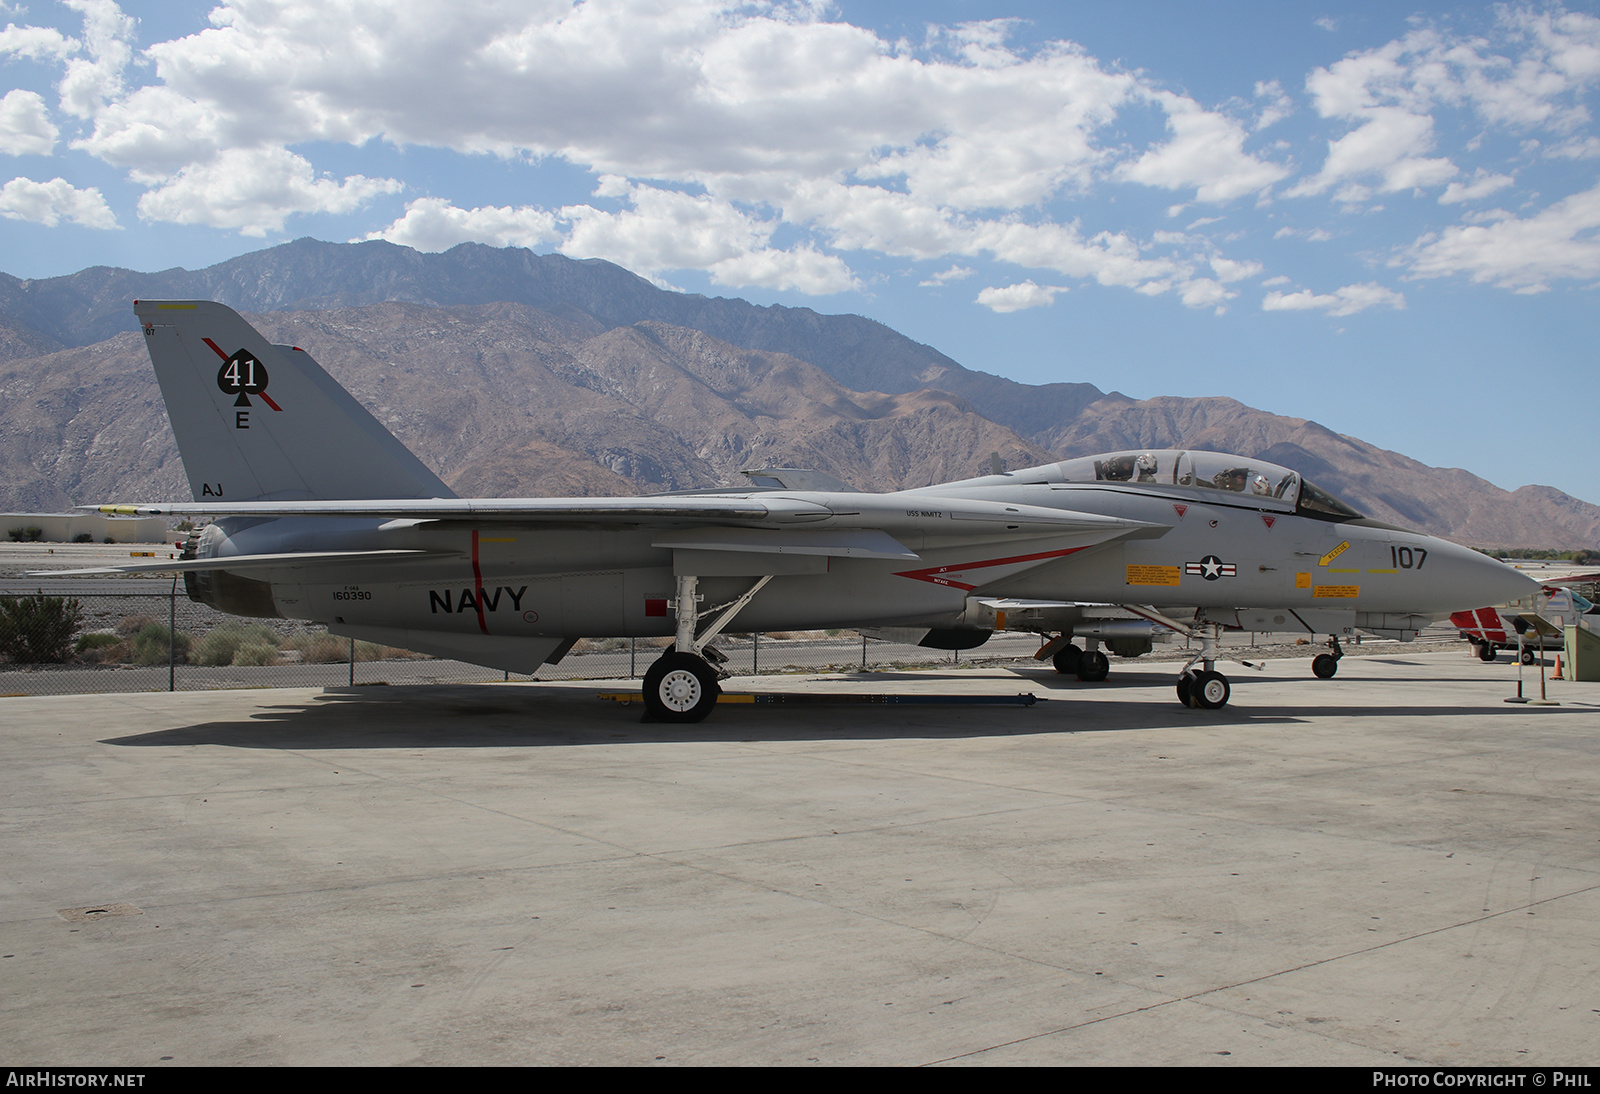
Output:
[
  {"xmin": 630, "ymin": 636, "xmax": 636, "ymax": 678},
  {"xmin": 168, "ymin": 576, "xmax": 177, "ymax": 692},
  {"xmin": 753, "ymin": 631, "xmax": 759, "ymax": 676},
  {"xmin": 348, "ymin": 636, "xmax": 355, "ymax": 687},
  {"xmin": 861, "ymin": 632, "xmax": 867, "ymax": 672}
]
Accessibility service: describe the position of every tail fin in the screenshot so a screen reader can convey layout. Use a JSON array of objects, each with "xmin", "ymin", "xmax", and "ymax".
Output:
[{"xmin": 135, "ymin": 300, "xmax": 454, "ymax": 502}]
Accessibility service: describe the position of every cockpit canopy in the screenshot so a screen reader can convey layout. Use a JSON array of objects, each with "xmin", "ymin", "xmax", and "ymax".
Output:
[{"xmin": 1049, "ymin": 450, "xmax": 1365, "ymax": 521}]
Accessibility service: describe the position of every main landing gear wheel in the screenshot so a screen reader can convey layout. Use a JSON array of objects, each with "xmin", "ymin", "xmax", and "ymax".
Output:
[
  {"xmin": 1311, "ymin": 653, "xmax": 1339, "ymax": 679},
  {"xmin": 1052, "ymin": 643, "xmax": 1083, "ymax": 675},
  {"xmin": 1521, "ymin": 646, "xmax": 1537, "ymax": 665},
  {"xmin": 1176, "ymin": 674, "xmax": 1192, "ymax": 706},
  {"xmin": 1186, "ymin": 670, "xmax": 1230, "ymax": 710},
  {"xmin": 1476, "ymin": 641, "xmax": 1497, "ymax": 663},
  {"xmin": 643, "ymin": 651, "xmax": 721, "ymax": 723},
  {"xmin": 1076, "ymin": 650, "xmax": 1110, "ymax": 682}
]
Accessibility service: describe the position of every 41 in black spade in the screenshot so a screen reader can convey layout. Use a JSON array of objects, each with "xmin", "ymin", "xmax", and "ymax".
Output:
[{"xmin": 217, "ymin": 348, "xmax": 269, "ymax": 407}]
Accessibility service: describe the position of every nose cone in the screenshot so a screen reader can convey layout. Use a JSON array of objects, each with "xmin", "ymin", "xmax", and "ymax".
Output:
[{"xmin": 1427, "ymin": 538, "xmax": 1541, "ymax": 609}]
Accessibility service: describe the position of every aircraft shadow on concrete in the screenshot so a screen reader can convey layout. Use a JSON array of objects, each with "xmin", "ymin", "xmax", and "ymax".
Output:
[{"xmin": 91, "ymin": 676, "xmax": 1571, "ymax": 750}]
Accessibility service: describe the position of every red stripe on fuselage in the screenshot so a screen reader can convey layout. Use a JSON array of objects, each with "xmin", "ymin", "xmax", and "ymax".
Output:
[
  {"xmin": 893, "ymin": 546, "xmax": 1088, "ymax": 592},
  {"xmin": 470, "ymin": 529, "xmax": 488, "ymax": 634}
]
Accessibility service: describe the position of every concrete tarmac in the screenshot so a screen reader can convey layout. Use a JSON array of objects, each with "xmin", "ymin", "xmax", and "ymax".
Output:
[{"xmin": 2, "ymin": 651, "xmax": 1598, "ymax": 1066}]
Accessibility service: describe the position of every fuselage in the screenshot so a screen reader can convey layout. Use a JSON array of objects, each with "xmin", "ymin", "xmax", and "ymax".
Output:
[{"xmin": 189, "ymin": 450, "xmax": 1536, "ymax": 645}]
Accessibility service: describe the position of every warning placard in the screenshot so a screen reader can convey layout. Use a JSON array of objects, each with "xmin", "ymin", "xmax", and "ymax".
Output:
[{"xmin": 1126, "ymin": 565, "xmax": 1181, "ymax": 586}]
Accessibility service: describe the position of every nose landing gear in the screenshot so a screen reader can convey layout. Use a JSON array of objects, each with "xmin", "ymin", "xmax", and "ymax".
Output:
[
  {"xmin": 1312, "ymin": 635, "xmax": 1344, "ymax": 679},
  {"xmin": 1177, "ymin": 668, "xmax": 1230, "ymax": 709},
  {"xmin": 1177, "ymin": 622, "xmax": 1231, "ymax": 709}
]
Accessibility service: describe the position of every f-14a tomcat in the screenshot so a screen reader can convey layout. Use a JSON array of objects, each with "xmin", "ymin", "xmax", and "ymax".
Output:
[{"xmin": 49, "ymin": 300, "xmax": 1537, "ymax": 721}]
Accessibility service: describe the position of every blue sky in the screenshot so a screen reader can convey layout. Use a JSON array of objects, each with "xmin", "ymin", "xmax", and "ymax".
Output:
[{"xmin": 3, "ymin": 1, "xmax": 1599, "ymax": 508}]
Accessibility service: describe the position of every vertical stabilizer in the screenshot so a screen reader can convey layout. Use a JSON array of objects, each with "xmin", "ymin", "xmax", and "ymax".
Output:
[{"xmin": 135, "ymin": 300, "xmax": 455, "ymax": 502}]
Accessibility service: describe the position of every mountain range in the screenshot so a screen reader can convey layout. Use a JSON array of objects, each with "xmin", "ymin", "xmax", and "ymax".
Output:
[{"xmin": 1, "ymin": 238, "xmax": 1594, "ymax": 549}]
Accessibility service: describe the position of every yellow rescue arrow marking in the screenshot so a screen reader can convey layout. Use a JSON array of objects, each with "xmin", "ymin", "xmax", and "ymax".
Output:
[{"xmin": 1318, "ymin": 540, "xmax": 1350, "ymax": 566}]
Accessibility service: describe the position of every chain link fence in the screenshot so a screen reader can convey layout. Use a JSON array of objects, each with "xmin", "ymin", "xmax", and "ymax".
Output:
[
  {"xmin": 1, "ymin": 584, "xmax": 1472, "ymax": 698},
  {"xmin": 0, "ymin": 586, "xmax": 1061, "ymax": 697}
]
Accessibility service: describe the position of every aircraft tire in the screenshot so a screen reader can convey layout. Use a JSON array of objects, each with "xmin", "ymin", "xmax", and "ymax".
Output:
[
  {"xmin": 1193, "ymin": 670, "xmax": 1230, "ymax": 710},
  {"xmin": 643, "ymin": 652, "xmax": 721, "ymax": 723},
  {"xmin": 1052, "ymin": 643, "xmax": 1083, "ymax": 675},
  {"xmin": 1476, "ymin": 641, "xmax": 1497, "ymax": 662},
  {"xmin": 1311, "ymin": 653, "xmax": 1339, "ymax": 679},
  {"xmin": 1076, "ymin": 650, "xmax": 1110, "ymax": 682},
  {"xmin": 1176, "ymin": 674, "xmax": 1193, "ymax": 707},
  {"xmin": 1521, "ymin": 647, "xmax": 1537, "ymax": 665}
]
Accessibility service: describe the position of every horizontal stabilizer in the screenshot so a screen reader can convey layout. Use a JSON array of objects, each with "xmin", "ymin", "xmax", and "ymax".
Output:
[{"xmin": 29, "ymin": 549, "xmax": 440, "ymax": 577}]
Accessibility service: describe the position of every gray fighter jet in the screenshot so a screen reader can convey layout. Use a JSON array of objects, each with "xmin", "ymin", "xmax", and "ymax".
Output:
[{"xmin": 54, "ymin": 300, "xmax": 1536, "ymax": 720}]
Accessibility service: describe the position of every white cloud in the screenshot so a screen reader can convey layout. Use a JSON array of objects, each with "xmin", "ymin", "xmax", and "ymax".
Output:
[
  {"xmin": 1291, "ymin": 103, "xmax": 1456, "ymax": 197},
  {"xmin": 16, "ymin": 0, "xmax": 1596, "ymax": 315},
  {"xmin": 1118, "ymin": 92, "xmax": 1289, "ymax": 203},
  {"xmin": 136, "ymin": 146, "xmax": 400, "ymax": 236},
  {"xmin": 1273, "ymin": 226, "xmax": 1334, "ymax": 241},
  {"xmin": 918, "ymin": 264, "xmax": 974, "ymax": 287},
  {"xmin": 40, "ymin": 1, "xmax": 1248, "ymax": 302},
  {"xmin": 0, "ymin": 89, "xmax": 57, "ymax": 155},
  {"xmin": 1546, "ymin": 136, "xmax": 1600, "ymax": 159},
  {"xmin": 1438, "ymin": 171, "xmax": 1515, "ymax": 205},
  {"xmin": 0, "ymin": 20, "xmax": 78, "ymax": 62},
  {"xmin": 365, "ymin": 197, "xmax": 561, "ymax": 251},
  {"xmin": 1178, "ymin": 277, "xmax": 1233, "ymax": 312},
  {"xmin": 1261, "ymin": 282, "xmax": 1406, "ymax": 316},
  {"xmin": 0, "ymin": 175, "xmax": 116, "ymax": 227},
  {"xmin": 1253, "ymin": 79, "xmax": 1293, "ymax": 130},
  {"xmin": 1209, "ymin": 255, "xmax": 1262, "ymax": 282},
  {"xmin": 1402, "ymin": 181, "xmax": 1600, "ymax": 292},
  {"xmin": 56, "ymin": 0, "xmax": 135, "ymax": 119},
  {"xmin": 1294, "ymin": 12, "xmax": 1600, "ymax": 201},
  {"xmin": 703, "ymin": 243, "xmax": 860, "ymax": 295},
  {"xmin": 561, "ymin": 180, "xmax": 859, "ymax": 294},
  {"xmin": 976, "ymin": 280, "xmax": 1065, "ymax": 312}
]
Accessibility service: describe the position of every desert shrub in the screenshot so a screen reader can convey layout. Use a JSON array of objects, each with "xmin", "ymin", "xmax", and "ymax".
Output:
[
  {"xmin": 130, "ymin": 623, "xmax": 191, "ymax": 665},
  {"xmin": 290, "ymin": 634, "xmax": 350, "ymax": 663},
  {"xmin": 571, "ymin": 637, "xmax": 631, "ymax": 653},
  {"xmin": 193, "ymin": 623, "xmax": 281, "ymax": 666},
  {"xmin": 72, "ymin": 533, "xmax": 93, "ymax": 543},
  {"xmin": 0, "ymin": 595, "xmax": 83, "ymax": 663},
  {"xmin": 115, "ymin": 615, "xmax": 154, "ymax": 637},
  {"xmin": 74, "ymin": 632, "xmax": 129, "ymax": 664},
  {"xmin": 355, "ymin": 640, "xmax": 422, "ymax": 661},
  {"xmin": 230, "ymin": 642, "xmax": 280, "ymax": 667},
  {"xmin": 282, "ymin": 633, "xmax": 425, "ymax": 662}
]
